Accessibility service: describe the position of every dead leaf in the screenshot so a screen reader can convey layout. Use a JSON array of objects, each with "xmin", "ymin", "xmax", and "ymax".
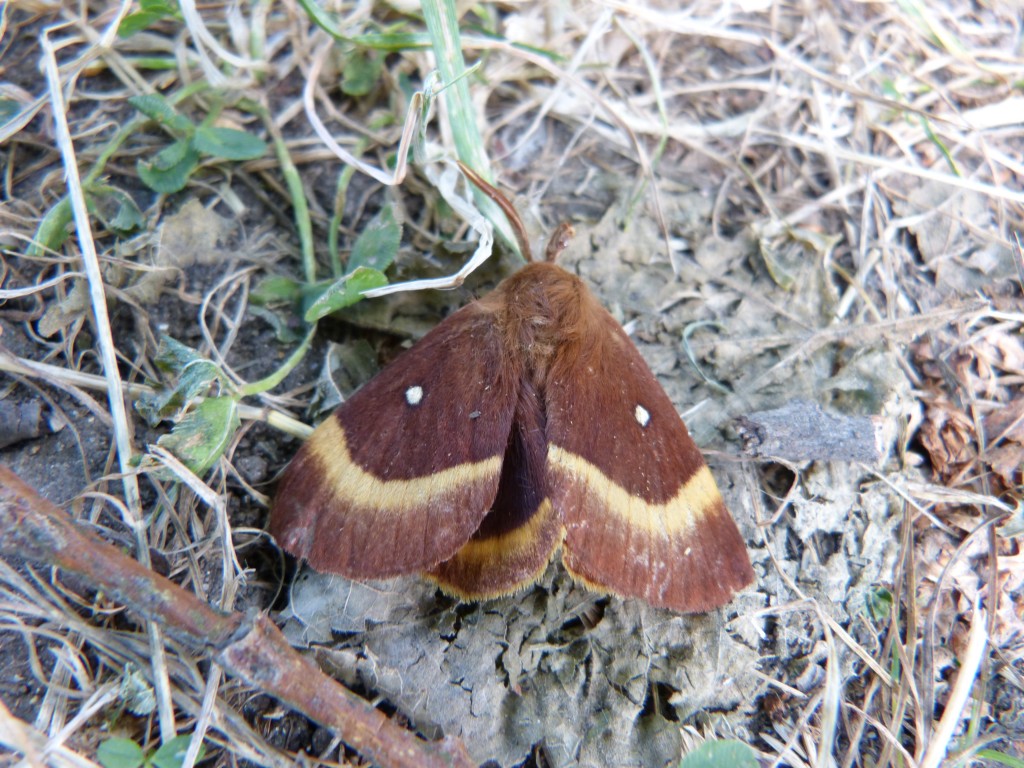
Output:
[{"xmin": 920, "ymin": 394, "xmax": 976, "ymax": 481}]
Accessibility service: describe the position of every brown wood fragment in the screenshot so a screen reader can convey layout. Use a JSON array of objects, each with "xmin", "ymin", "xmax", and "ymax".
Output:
[
  {"xmin": 736, "ymin": 399, "xmax": 883, "ymax": 463},
  {"xmin": 0, "ymin": 463, "xmax": 474, "ymax": 768},
  {"xmin": 0, "ymin": 401, "xmax": 45, "ymax": 449}
]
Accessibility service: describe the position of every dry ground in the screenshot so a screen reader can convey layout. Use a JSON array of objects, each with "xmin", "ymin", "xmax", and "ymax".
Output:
[{"xmin": 1, "ymin": 1, "xmax": 1022, "ymax": 767}]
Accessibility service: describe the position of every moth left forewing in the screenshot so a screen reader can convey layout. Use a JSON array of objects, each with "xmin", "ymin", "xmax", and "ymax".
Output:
[
  {"xmin": 545, "ymin": 310, "xmax": 753, "ymax": 613},
  {"xmin": 271, "ymin": 306, "xmax": 518, "ymax": 579}
]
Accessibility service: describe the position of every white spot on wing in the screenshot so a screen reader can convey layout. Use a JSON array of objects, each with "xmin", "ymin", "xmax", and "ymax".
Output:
[
  {"xmin": 405, "ymin": 385, "xmax": 424, "ymax": 406},
  {"xmin": 635, "ymin": 404, "xmax": 650, "ymax": 427}
]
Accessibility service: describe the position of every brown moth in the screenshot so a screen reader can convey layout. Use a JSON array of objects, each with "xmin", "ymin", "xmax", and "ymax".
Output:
[{"xmin": 271, "ymin": 169, "xmax": 753, "ymax": 613}]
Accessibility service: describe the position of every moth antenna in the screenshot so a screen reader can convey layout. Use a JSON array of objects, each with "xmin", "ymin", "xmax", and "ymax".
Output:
[
  {"xmin": 456, "ymin": 160, "xmax": 533, "ymax": 262},
  {"xmin": 544, "ymin": 222, "xmax": 576, "ymax": 263}
]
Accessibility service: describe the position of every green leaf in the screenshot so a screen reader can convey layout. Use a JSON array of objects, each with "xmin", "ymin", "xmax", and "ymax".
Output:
[
  {"xmin": 678, "ymin": 740, "xmax": 759, "ymax": 768},
  {"xmin": 0, "ymin": 98, "xmax": 22, "ymax": 128},
  {"xmin": 135, "ymin": 361, "xmax": 221, "ymax": 424},
  {"xmin": 27, "ymin": 198, "xmax": 73, "ymax": 258},
  {"xmin": 141, "ymin": 0, "xmax": 179, "ymax": 11},
  {"xmin": 865, "ymin": 586, "xmax": 894, "ymax": 623},
  {"xmin": 351, "ymin": 32, "xmax": 432, "ymax": 51},
  {"xmin": 127, "ymin": 94, "xmax": 193, "ymax": 134},
  {"xmin": 248, "ymin": 278, "xmax": 307, "ymax": 342},
  {"xmin": 156, "ymin": 396, "xmax": 239, "ymax": 475},
  {"xmin": 128, "ymin": 93, "xmax": 176, "ymax": 122},
  {"xmin": 151, "ymin": 735, "xmax": 205, "ymax": 768},
  {"xmin": 137, "ymin": 140, "xmax": 199, "ymax": 194},
  {"xmin": 136, "ymin": 337, "xmax": 224, "ymax": 425},
  {"xmin": 975, "ymin": 750, "xmax": 1024, "ymax": 768},
  {"xmin": 293, "ymin": 0, "xmax": 351, "ymax": 42},
  {"xmin": 348, "ymin": 205, "xmax": 401, "ymax": 273},
  {"xmin": 118, "ymin": 0, "xmax": 180, "ymax": 36},
  {"xmin": 250, "ymin": 275, "xmax": 304, "ymax": 306},
  {"xmin": 248, "ymin": 305, "xmax": 302, "ymax": 343},
  {"xmin": 87, "ymin": 186, "xmax": 145, "ymax": 235},
  {"xmin": 192, "ymin": 125, "xmax": 267, "ymax": 160},
  {"xmin": 249, "ymin": 276, "xmax": 305, "ymax": 341},
  {"xmin": 96, "ymin": 738, "xmax": 146, "ymax": 768},
  {"xmin": 341, "ymin": 48, "xmax": 382, "ymax": 96},
  {"xmin": 303, "ymin": 267, "xmax": 388, "ymax": 323},
  {"xmin": 118, "ymin": 11, "xmax": 168, "ymax": 36},
  {"xmin": 152, "ymin": 336, "xmax": 204, "ymax": 373},
  {"xmin": 152, "ymin": 137, "xmax": 194, "ymax": 170}
]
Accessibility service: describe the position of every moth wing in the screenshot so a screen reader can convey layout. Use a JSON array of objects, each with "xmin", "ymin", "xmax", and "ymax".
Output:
[
  {"xmin": 427, "ymin": 382, "xmax": 563, "ymax": 599},
  {"xmin": 271, "ymin": 304, "xmax": 518, "ymax": 578},
  {"xmin": 545, "ymin": 309, "xmax": 753, "ymax": 612}
]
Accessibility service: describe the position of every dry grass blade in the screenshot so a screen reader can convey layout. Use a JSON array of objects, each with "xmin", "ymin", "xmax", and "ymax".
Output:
[
  {"xmin": 39, "ymin": 24, "xmax": 178, "ymax": 745},
  {"xmin": 920, "ymin": 604, "xmax": 989, "ymax": 768}
]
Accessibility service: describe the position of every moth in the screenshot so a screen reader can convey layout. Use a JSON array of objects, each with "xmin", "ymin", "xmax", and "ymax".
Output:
[{"xmin": 271, "ymin": 171, "xmax": 753, "ymax": 613}]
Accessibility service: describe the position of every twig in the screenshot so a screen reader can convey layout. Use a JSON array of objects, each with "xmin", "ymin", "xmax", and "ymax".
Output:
[{"xmin": 0, "ymin": 464, "xmax": 475, "ymax": 768}]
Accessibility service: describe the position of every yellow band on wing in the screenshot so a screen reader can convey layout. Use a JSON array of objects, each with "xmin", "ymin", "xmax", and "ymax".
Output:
[
  {"xmin": 450, "ymin": 500, "xmax": 561, "ymax": 564},
  {"xmin": 547, "ymin": 444, "xmax": 722, "ymax": 536},
  {"xmin": 428, "ymin": 500, "xmax": 564, "ymax": 599},
  {"xmin": 306, "ymin": 417, "xmax": 501, "ymax": 514}
]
